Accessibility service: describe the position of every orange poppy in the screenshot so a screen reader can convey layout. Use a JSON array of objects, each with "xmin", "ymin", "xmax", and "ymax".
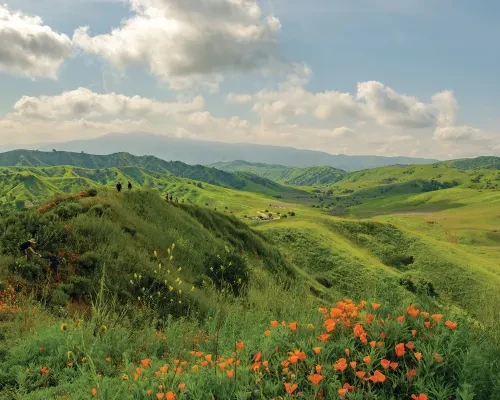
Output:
[
  {"xmin": 414, "ymin": 352, "xmax": 422, "ymax": 361},
  {"xmin": 406, "ymin": 341, "xmax": 415, "ymax": 350},
  {"xmin": 284, "ymin": 383, "xmax": 298, "ymax": 395},
  {"xmin": 445, "ymin": 320, "xmax": 457, "ymax": 330},
  {"xmin": 407, "ymin": 305, "xmax": 420, "ymax": 317},
  {"xmin": 205, "ymin": 354, "xmax": 213, "ymax": 363},
  {"xmin": 195, "ymin": 351, "xmax": 204, "ymax": 357},
  {"xmin": 40, "ymin": 366, "xmax": 49, "ymax": 375},
  {"xmin": 227, "ymin": 369, "xmax": 234, "ymax": 379},
  {"xmin": 315, "ymin": 365, "xmax": 322, "ymax": 374},
  {"xmin": 141, "ymin": 358, "xmax": 151, "ymax": 368},
  {"xmin": 308, "ymin": 374, "xmax": 323, "ymax": 386},
  {"xmin": 317, "ymin": 334, "xmax": 330, "ymax": 342},
  {"xmin": 270, "ymin": 320, "xmax": 279, "ymax": 328},
  {"xmin": 369, "ymin": 341, "xmax": 376, "ymax": 348},
  {"xmin": 166, "ymin": 392, "xmax": 175, "ymax": 400},
  {"xmin": 407, "ymin": 368, "xmax": 417, "ymax": 381},
  {"xmin": 178, "ymin": 383, "xmax": 186, "ymax": 390},
  {"xmin": 345, "ymin": 348, "xmax": 350, "ymax": 356},
  {"xmin": 390, "ymin": 362, "xmax": 398, "ymax": 370},
  {"xmin": 160, "ymin": 366, "xmax": 168, "ymax": 374},
  {"xmin": 324, "ymin": 319, "xmax": 336, "ymax": 332},
  {"xmin": 350, "ymin": 361, "xmax": 357, "ymax": 369},
  {"xmin": 236, "ymin": 341, "xmax": 244, "ymax": 350},
  {"xmin": 395, "ymin": 343, "xmax": 406, "ymax": 357},
  {"xmin": 397, "ymin": 316, "xmax": 405, "ymax": 324},
  {"xmin": 318, "ymin": 307, "xmax": 327, "ymax": 314},
  {"xmin": 313, "ymin": 347, "xmax": 322, "ymax": 355},
  {"xmin": 369, "ymin": 370, "xmax": 386, "ymax": 383},
  {"xmin": 356, "ymin": 371, "xmax": 366, "ymax": 379},
  {"xmin": 91, "ymin": 388, "xmax": 97, "ymax": 397},
  {"xmin": 105, "ymin": 357, "xmax": 111, "ymax": 362},
  {"xmin": 424, "ymin": 321, "xmax": 431, "ymax": 329},
  {"xmin": 433, "ymin": 353, "xmax": 444, "ymax": 363},
  {"xmin": 411, "ymin": 394, "xmax": 428, "ymax": 400},
  {"xmin": 218, "ymin": 363, "xmax": 226, "ymax": 371},
  {"xmin": 264, "ymin": 330, "xmax": 272, "ymax": 337},
  {"xmin": 362, "ymin": 356, "xmax": 371, "ymax": 364},
  {"xmin": 431, "ymin": 314, "xmax": 443, "ymax": 322},
  {"xmin": 380, "ymin": 359, "xmax": 390, "ymax": 370},
  {"xmin": 191, "ymin": 365, "xmax": 199, "ymax": 372},
  {"xmin": 371, "ymin": 303, "xmax": 381, "ymax": 310},
  {"xmin": 334, "ymin": 358, "xmax": 348, "ymax": 372},
  {"xmin": 353, "ymin": 324, "xmax": 365, "ymax": 337},
  {"xmin": 338, "ymin": 388, "xmax": 348, "ymax": 397},
  {"xmin": 289, "ymin": 322, "xmax": 298, "ymax": 331},
  {"xmin": 156, "ymin": 393, "xmax": 164, "ymax": 400}
]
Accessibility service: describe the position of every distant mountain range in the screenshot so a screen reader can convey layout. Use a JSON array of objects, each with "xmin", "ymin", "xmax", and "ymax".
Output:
[
  {"xmin": 211, "ymin": 160, "xmax": 347, "ymax": 186},
  {"xmin": 1, "ymin": 132, "xmax": 439, "ymax": 171}
]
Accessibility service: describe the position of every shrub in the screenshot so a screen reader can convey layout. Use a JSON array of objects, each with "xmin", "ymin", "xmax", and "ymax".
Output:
[
  {"xmin": 87, "ymin": 188, "xmax": 98, "ymax": 197},
  {"xmin": 204, "ymin": 252, "xmax": 249, "ymax": 296},
  {"xmin": 76, "ymin": 252, "xmax": 100, "ymax": 276}
]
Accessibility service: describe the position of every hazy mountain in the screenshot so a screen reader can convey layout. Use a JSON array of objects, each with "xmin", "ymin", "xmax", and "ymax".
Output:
[
  {"xmin": 4, "ymin": 132, "xmax": 440, "ymax": 171},
  {"xmin": 212, "ymin": 160, "xmax": 347, "ymax": 186}
]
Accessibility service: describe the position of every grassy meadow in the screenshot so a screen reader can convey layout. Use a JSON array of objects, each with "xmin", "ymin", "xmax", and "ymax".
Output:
[{"xmin": 1, "ymin": 153, "xmax": 500, "ymax": 399}]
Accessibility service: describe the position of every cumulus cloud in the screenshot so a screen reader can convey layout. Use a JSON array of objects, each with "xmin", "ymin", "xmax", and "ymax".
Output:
[
  {"xmin": 11, "ymin": 88, "xmax": 205, "ymax": 120},
  {"xmin": 0, "ymin": 5, "xmax": 72, "ymax": 78},
  {"xmin": 332, "ymin": 127, "xmax": 357, "ymax": 138},
  {"xmin": 434, "ymin": 126, "xmax": 479, "ymax": 141},
  {"xmin": 73, "ymin": 0, "xmax": 282, "ymax": 88}
]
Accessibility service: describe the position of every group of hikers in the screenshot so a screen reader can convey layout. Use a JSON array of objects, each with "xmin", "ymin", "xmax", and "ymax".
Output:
[
  {"xmin": 116, "ymin": 181, "xmax": 133, "ymax": 192},
  {"xmin": 165, "ymin": 193, "xmax": 180, "ymax": 203},
  {"xmin": 19, "ymin": 239, "xmax": 60, "ymax": 282}
]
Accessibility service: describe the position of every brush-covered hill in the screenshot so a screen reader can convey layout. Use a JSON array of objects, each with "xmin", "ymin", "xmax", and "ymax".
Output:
[
  {"xmin": 440, "ymin": 156, "xmax": 500, "ymax": 170},
  {"xmin": 210, "ymin": 160, "xmax": 347, "ymax": 186},
  {"xmin": 0, "ymin": 150, "xmax": 305, "ymax": 198}
]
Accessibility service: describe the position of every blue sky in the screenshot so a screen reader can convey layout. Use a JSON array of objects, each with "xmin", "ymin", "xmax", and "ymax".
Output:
[{"xmin": 0, "ymin": 0, "xmax": 498, "ymax": 159}]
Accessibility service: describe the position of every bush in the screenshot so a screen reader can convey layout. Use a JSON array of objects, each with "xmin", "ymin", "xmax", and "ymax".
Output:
[
  {"xmin": 87, "ymin": 188, "xmax": 98, "ymax": 197},
  {"xmin": 76, "ymin": 252, "xmax": 100, "ymax": 276},
  {"xmin": 204, "ymin": 252, "xmax": 249, "ymax": 296}
]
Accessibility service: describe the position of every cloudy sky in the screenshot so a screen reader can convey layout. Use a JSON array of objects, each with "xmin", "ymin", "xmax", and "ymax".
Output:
[{"xmin": 0, "ymin": 0, "xmax": 499, "ymax": 159}]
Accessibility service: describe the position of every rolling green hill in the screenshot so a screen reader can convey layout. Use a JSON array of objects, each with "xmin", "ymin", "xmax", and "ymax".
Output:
[
  {"xmin": 440, "ymin": 156, "xmax": 500, "ymax": 170},
  {"xmin": 211, "ymin": 160, "xmax": 347, "ymax": 186},
  {"xmin": 0, "ymin": 150, "xmax": 305, "ymax": 198}
]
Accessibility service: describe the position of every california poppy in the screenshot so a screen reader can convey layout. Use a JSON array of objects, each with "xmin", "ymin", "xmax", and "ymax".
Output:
[
  {"xmin": 445, "ymin": 320, "xmax": 457, "ymax": 330},
  {"xmin": 397, "ymin": 316, "xmax": 405, "ymax": 324},
  {"xmin": 317, "ymin": 334, "xmax": 330, "ymax": 342},
  {"xmin": 390, "ymin": 362, "xmax": 398, "ymax": 370},
  {"xmin": 356, "ymin": 371, "xmax": 366, "ymax": 379},
  {"xmin": 289, "ymin": 322, "xmax": 298, "ymax": 331},
  {"xmin": 308, "ymin": 374, "xmax": 323, "ymax": 386},
  {"xmin": 395, "ymin": 343, "xmax": 406, "ymax": 357},
  {"xmin": 141, "ymin": 358, "xmax": 151, "ymax": 368},
  {"xmin": 414, "ymin": 352, "xmax": 422, "ymax": 361},
  {"xmin": 362, "ymin": 355, "xmax": 371, "ymax": 364},
  {"xmin": 424, "ymin": 321, "xmax": 431, "ymax": 329},
  {"xmin": 338, "ymin": 388, "xmax": 348, "ymax": 397},
  {"xmin": 406, "ymin": 341, "xmax": 415, "ymax": 350},
  {"xmin": 431, "ymin": 314, "xmax": 443, "ymax": 322},
  {"xmin": 227, "ymin": 369, "xmax": 234, "ymax": 379},
  {"xmin": 318, "ymin": 307, "xmax": 327, "ymax": 314},
  {"xmin": 371, "ymin": 303, "xmax": 381, "ymax": 310},
  {"xmin": 313, "ymin": 347, "xmax": 322, "ymax": 355},
  {"xmin": 264, "ymin": 329, "xmax": 272, "ymax": 337},
  {"xmin": 411, "ymin": 394, "xmax": 428, "ymax": 400},
  {"xmin": 236, "ymin": 341, "xmax": 244, "ymax": 350},
  {"xmin": 350, "ymin": 361, "xmax": 357, "ymax": 369},
  {"xmin": 407, "ymin": 368, "xmax": 417, "ymax": 381},
  {"xmin": 166, "ymin": 393, "xmax": 175, "ymax": 400},
  {"xmin": 91, "ymin": 388, "xmax": 97, "ymax": 397},
  {"xmin": 369, "ymin": 370, "xmax": 386, "ymax": 383},
  {"xmin": 380, "ymin": 359, "xmax": 390, "ymax": 370},
  {"xmin": 334, "ymin": 358, "xmax": 348, "ymax": 372},
  {"xmin": 284, "ymin": 382, "xmax": 298, "ymax": 395},
  {"xmin": 270, "ymin": 320, "xmax": 279, "ymax": 328}
]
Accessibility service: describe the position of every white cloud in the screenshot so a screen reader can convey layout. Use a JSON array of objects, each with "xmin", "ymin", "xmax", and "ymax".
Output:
[
  {"xmin": 434, "ymin": 126, "xmax": 479, "ymax": 141},
  {"xmin": 73, "ymin": 0, "xmax": 282, "ymax": 88},
  {"xmin": 332, "ymin": 127, "xmax": 357, "ymax": 138},
  {"xmin": 0, "ymin": 5, "xmax": 72, "ymax": 79},
  {"xmin": 11, "ymin": 88, "xmax": 205, "ymax": 120}
]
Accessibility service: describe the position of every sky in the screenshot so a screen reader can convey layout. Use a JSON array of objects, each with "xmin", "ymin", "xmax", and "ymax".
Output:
[{"xmin": 0, "ymin": 0, "xmax": 499, "ymax": 159}]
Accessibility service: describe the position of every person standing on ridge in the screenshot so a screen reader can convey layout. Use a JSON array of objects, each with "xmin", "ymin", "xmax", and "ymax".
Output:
[
  {"xmin": 128, "ymin": 181, "xmax": 132, "ymax": 190},
  {"xmin": 116, "ymin": 182, "xmax": 122, "ymax": 192},
  {"xmin": 42, "ymin": 251, "xmax": 60, "ymax": 282}
]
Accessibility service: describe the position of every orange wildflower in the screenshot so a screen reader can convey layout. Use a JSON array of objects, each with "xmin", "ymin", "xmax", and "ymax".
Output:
[
  {"xmin": 369, "ymin": 340, "xmax": 376, "ymax": 348},
  {"xmin": 356, "ymin": 371, "xmax": 366, "ymax": 379},
  {"xmin": 371, "ymin": 303, "xmax": 381, "ymax": 310},
  {"xmin": 407, "ymin": 305, "xmax": 420, "ymax": 317},
  {"xmin": 338, "ymin": 388, "xmax": 348, "ymax": 398},
  {"xmin": 141, "ymin": 358, "xmax": 151, "ymax": 368},
  {"xmin": 414, "ymin": 352, "xmax": 422, "ymax": 361},
  {"xmin": 397, "ymin": 316, "xmax": 405, "ymax": 324},
  {"xmin": 445, "ymin": 320, "xmax": 457, "ymax": 330},
  {"xmin": 308, "ymin": 374, "xmax": 323, "ymax": 386},
  {"xmin": 362, "ymin": 355, "xmax": 371, "ymax": 364},
  {"xmin": 390, "ymin": 362, "xmax": 398, "ymax": 370},
  {"xmin": 411, "ymin": 395, "xmax": 428, "ymax": 400},
  {"xmin": 160, "ymin": 365, "xmax": 168, "ymax": 374},
  {"xmin": 315, "ymin": 365, "xmax": 322, "ymax": 374},
  {"xmin": 254, "ymin": 352, "xmax": 262, "ymax": 362},
  {"xmin": 380, "ymin": 359, "xmax": 390, "ymax": 370},
  {"xmin": 284, "ymin": 383, "xmax": 298, "ymax": 395},
  {"xmin": 236, "ymin": 341, "xmax": 244, "ymax": 350},
  {"xmin": 195, "ymin": 351, "xmax": 204, "ymax": 357},
  {"xmin": 200, "ymin": 361, "xmax": 209, "ymax": 367},
  {"xmin": 166, "ymin": 393, "xmax": 175, "ymax": 400},
  {"xmin": 91, "ymin": 388, "xmax": 97, "ymax": 397},
  {"xmin": 147, "ymin": 390, "xmax": 152, "ymax": 396},
  {"xmin": 205, "ymin": 354, "xmax": 213, "ymax": 363},
  {"xmin": 350, "ymin": 361, "xmax": 357, "ymax": 369},
  {"xmin": 366, "ymin": 313, "xmax": 374, "ymax": 325},
  {"xmin": 227, "ymin": 369, "xmax": 234, "ymax": 379},
  {"xmin": 407, "ymin": 368, "xmax": 417, "ymax": 381},
  {"xmin": 353, "ymin": 324, "xmax": 365, "ymax": 337},
  {"xmin": 421, "ymin": 312, "xmax": 430, "ymax": 317},
  {"xmin": 431, "ymin": 314, "xmax": 443, "ymax": 322},
  {"xmin": 324, "ymin": 319, "xmax": 336, "ymax": 332},
  {"xmin": 317, "ymin": 334, "xmax": 330, "ymax": 342},
  {"xmin": 156, "ymin": 394, "xmax": 164, "ymax": 399},
  {"xmin": 67, "ymin": 362, "xmax": 73, "ymax": 367},
  {"xmin": 395, "ymin": 343, "xmax": 406, "ymax": 357},
  {"xmin": 264, "ymin": 329, "xmax": 272, "ymax": 337},
  {"xmin": 345, "ymin": 348, "xmax": 350, "ymax": 356},
  {"xmin": 412, "ymin": 329, "xmax": 417, "ymax": 336},
  {"xmin": 313, "ymin": 347, "xmax": 322, "ymax": 355},
  {"xmin": 174, "ymin": 367, "xmax": 182, "ymax": 375},
  {"xmin": 191, "ymin": 365, "xmax": 199, "ymax": 372},
  {"xmin": 433, "ymin": 353, "xmax": 444, "ymax": 363},
  {"xmin": 289, "ymin": 322, "xmax": 298, "ymax": 331},
  {"xmin": 40, "ymin": 366, "xmax": 49, "ymax": 375},
  {"xmin": 406, "ymin": 341, "xmax": 415, "ymax": 350},
  {"xmin": 318, "ymin": 307, "xmax": 327, "ymax": 314},
  {"xmin": 270, "ymin": 320, "xmax": 279, "ymax": 328},
  {"xmin": 424, "ymin": 321, "xmax": 431, "ymax": 329},
  {"xmin": 105, "ymin": 357, "xmax": 111, "ymax": 362},
  {"xmin": 334, "ymin": 358, "xmax": 348, "ymax": 372},
  {"xmin": 369, "ymin": 370, "xmax": 386, "ymax": 383},
  {"xmin": 218, "ymin": 363, "xmax": 226, "ymax": 371}
]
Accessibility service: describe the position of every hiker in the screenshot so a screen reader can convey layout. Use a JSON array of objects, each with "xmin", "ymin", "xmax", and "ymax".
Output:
[
  {"xmin": 19, "ymin": 239, "xmax": 40, "ymax": 261},
  {"xmin": 43, "ymin": 251, "xmax": 60, "ymax": 282},
  {"xmin": 128, "ymin": 181, "xmax": 132, "ymax": 190},
  {"xmin": 175, "ymin": 197, "xmax": 179, "ymax": 203},
  {"xmin": 116, "ymin": 182, "xmax": 122, "ymax": 192},
  {"xmin": 165, "ymin": 193, "xmax": 169, "ymax": 201}
]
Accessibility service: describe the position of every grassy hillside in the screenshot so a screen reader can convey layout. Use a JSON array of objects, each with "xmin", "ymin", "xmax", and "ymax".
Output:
[
  {"xmin": 440, "ymin": 156, "xmax": 500, "ymax": 170},
  {"xmin": 211, "ymin": 160, "xmax": 347, "ymax": 186},
  {"xmin": 0, "ymin": 150, "xmax": 305, "ymax": 197},
  {"xmin": 0, "ymin": 165, "xmax": 307, "ymax": 211}
]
